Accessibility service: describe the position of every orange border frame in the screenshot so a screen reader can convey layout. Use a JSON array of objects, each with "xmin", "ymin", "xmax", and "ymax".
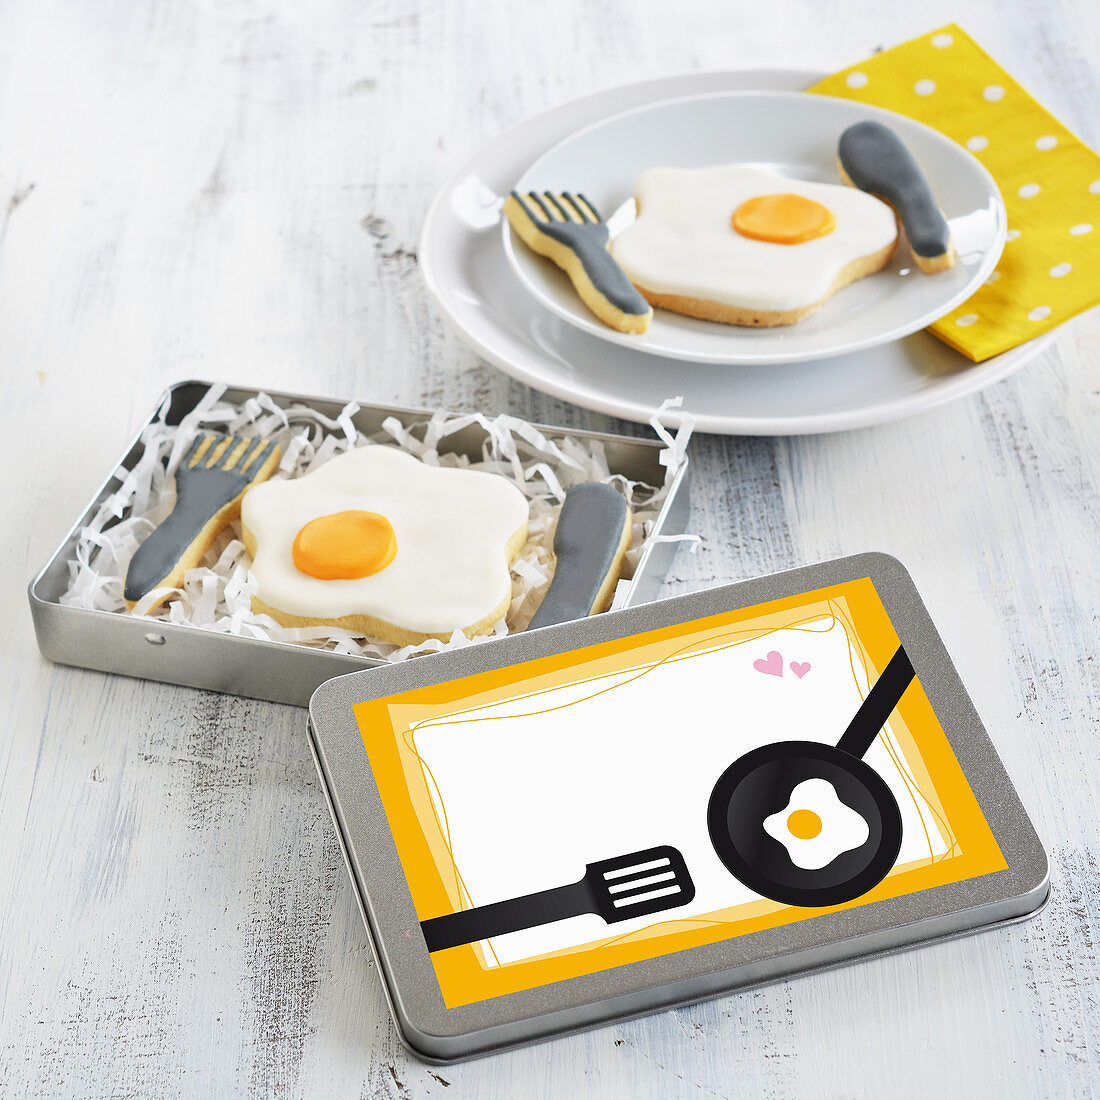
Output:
[{"xmin": 354, "ymin": 578, "xmax": 1005, "ymax": 1007}]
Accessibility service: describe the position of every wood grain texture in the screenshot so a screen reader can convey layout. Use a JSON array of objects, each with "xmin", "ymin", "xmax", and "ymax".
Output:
[{"xmin": 2, "ymin": 0, "xmax": 1098, "ymax": 1095}]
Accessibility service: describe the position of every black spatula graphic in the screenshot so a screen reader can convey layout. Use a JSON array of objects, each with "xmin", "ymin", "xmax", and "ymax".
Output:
[{"xmin": 420, "ymin": 844, "xmax": 695, "ymax": 952}]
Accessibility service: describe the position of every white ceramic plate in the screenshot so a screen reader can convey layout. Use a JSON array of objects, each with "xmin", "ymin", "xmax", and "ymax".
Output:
[
  {"xmin": 419, "ymin": 69, "xmax": 1052, "ymax": 434},
  {"xmin": 504, "ymin": 90, "xmax": 1006, "ymax": 365}
]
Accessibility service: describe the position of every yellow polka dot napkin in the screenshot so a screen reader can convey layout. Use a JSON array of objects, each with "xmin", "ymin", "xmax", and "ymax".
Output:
[{"xmin": 809, "ymin": 24, "xmax": 1100, "ymax": 361}]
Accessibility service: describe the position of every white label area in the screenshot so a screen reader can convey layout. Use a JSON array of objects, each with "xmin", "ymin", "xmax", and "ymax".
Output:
[{"xmin": 409, "ymin": 617, "xmax": 949, "ymax": 966}]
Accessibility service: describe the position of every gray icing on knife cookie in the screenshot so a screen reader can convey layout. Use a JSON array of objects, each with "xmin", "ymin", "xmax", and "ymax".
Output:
[
  {"xmin": 838, "ymin": 120, "xmax": 956, "ymax": 273},
  {"xmin": 527, "ymin": 482, "xmax": 632, "ymax": 631},
  {"xmin": 505, "ymin": 191, "xmax": 653, "ymax": 334},
  {"xmin": 124, "ymin": 433, "xmax": 281, "ymax": 607}
]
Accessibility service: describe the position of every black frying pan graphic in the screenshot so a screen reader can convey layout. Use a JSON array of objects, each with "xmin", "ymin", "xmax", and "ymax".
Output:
[{"xmin": 707, "ymin": 646, "xmax": 914, "ymax": 908}]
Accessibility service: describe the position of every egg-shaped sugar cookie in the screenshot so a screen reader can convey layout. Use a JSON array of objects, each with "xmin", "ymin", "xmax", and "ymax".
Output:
[
  {"xmin": 240, "ymin": 446, "xmax": 529, "ymax": 645},
  {"xmin": 610, "ymin": 165, "xmax": 898, "ymax": 326}
]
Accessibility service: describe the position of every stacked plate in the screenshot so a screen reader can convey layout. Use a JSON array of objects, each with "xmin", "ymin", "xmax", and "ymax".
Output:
[{"xmin": 420, "ymin": 69, "xmax": 1052, "ymax": 435}]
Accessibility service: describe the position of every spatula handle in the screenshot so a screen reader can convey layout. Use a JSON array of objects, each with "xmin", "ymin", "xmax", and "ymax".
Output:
[{"xmin": 420, "ymin": 879, "xmax": 590, "ymax": 952}]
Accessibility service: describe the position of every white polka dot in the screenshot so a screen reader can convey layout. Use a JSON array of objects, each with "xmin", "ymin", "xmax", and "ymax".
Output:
[
  {"xmin": 1050, "ymin": 262, "xmax": 1072, "ymax": 278},
  {"xmin": 931, "ymin": 32, "xmax": 954, "ymax": 47},
  {"xmin": 1006, "ymin": 229, "xmax": 1021, "ymax": 241},
  {"xmin": 846, "ymin": 72, "xmax": 868, "ymax": 89},
  {"xmin": 914, "ymin": 79, "xmax": 936, "ymax": 96},
  {"xmin": 983, "ymin": 84, "xmax": 1005, "ymax": 102},
  {"xmin": 955, "ymin": 313, "xmax": 979, "ymax": 326},
  {"xmin": 1018, "ymin": 183, "xmax": 1040, "ymax": 199},
  {"xmin": 1028, "ymin": 306, "xmax": 1051, "ymax": 321},
  {"xmin": 1070, "ymin": 223, "xmax": 1093, "ymax": 236},
  {"xmin": 967, "ymin": 136, "xmax": 988, "ymax": 152},
  {"xmin": 1090, "ymin": 179, "xmax": 1100, "ymax": 194},
  {"xmin": 985, "ymin": 270, "xmax": 1001, "ymax": 284},
  {"xmin": 1036, "ymin": 135, "xmax": 1058, "ymax": 151}
]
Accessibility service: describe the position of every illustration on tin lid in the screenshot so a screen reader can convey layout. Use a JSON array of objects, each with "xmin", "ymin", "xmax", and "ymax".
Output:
[
  {"xmin": 355, "ymin": 577, "xmax": 1006, "ymax": 1007},
  {"xmin": 419, "ymin": 647, "xmax": 913, "ymax": 954}
]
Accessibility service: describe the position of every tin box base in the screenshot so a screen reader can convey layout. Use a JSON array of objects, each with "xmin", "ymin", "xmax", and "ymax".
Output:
[{"xmin": 28, "ymin": 380, "xmax": 690, "ymax": 706}]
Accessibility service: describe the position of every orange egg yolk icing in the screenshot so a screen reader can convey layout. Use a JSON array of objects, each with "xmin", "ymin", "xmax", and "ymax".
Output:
[
  {"xmin": 731, "ymin": 193, "xmax": 836, "ymax": 244},
  {"xmin": 292, "ymin": 510, "xmax": 397, "ymax": 580},
  {"xmin": 786, "ymin": 809, "xmax": 823, "ymax": 840}
]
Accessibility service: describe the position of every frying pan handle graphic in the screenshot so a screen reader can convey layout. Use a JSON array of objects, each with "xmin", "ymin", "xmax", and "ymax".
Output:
[{"xmin": 835, "ymin": 645, "xmax": 915, "ymax": 759}]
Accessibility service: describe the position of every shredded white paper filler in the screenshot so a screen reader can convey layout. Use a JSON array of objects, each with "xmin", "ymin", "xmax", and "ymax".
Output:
[{"xmin": 61, "ymin": 385, "xmax": 696, "ymax": 663}]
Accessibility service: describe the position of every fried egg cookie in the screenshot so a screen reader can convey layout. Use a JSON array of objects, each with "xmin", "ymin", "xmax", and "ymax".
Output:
[
  {"xmin": 240, "ymin": 446, "xmax": 529, "ymax": 646},
  {"xmin": 610, "ymin": 165, "xmax": 898, "ymax": 327},
  {"xmin": 125, "ymin": 433, "xmax": 281, "ymax": 610},
  {"xmin": 838, "ymin": 120, "xmax": 956, "ymax": 274},
  {"xmin": 526, "ymin": 482, "xmax": 632, "ymax": 631},
  {"xmin": 505, "ymin": 190, "xmax": 653, "ymax": 334}
]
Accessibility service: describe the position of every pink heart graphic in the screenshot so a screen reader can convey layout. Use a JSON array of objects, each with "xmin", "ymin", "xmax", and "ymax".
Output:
[
  {"xmin": 753, "ymin": 651, "xmax": 784, "ymax": 677},
  {"xmin": 790, "ymin": 661, "xmax": 811, "ymax": 679}
]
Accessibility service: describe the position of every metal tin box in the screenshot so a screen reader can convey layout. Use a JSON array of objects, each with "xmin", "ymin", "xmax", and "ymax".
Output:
[
  {"xmin": 29, "ymin": 381, "xmax": 690, "ymax": 707},
  {"xmin": 308, "ymin": 553, "xmax": 1048, "ymax": 1062}
]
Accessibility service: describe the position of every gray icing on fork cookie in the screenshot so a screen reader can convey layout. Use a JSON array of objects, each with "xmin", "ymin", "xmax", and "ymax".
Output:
[
  {"xmin": 838, "ymin": 120, "xmax": 956, "ymax": 273},
  {"xmin": 527, "ymin": 482, "xmax": 632, "ymax": 631},
  {"xmin": 505, "ymin": 191, "xmax": 653, "ymax": 334},
  {"xmin": 124, "ymin": 433, "xmax": 281, "ymax": 607}
]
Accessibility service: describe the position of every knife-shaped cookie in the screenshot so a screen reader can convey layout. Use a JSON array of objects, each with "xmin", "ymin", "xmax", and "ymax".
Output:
[
  {"xmin": 527, "ymin": 482, "xmax": 631, "ymax": 631},
  {"xmin": 838, "ymin": 120, "xmax": 956, "ymax": 273}
]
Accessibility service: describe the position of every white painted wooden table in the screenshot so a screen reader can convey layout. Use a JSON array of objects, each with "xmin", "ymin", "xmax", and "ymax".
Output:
[{"xmin": 3, "ymin": 1, "xmax": 1099, "ymax": 1095}]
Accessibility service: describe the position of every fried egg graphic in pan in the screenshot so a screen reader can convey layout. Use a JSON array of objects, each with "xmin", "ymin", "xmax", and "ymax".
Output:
[
  {"xmin": 763, "ymin": 777, "xmax": 871, "ymax": 871},
  {"xmin": 708, "ymin": 646, "xmax": 913, "ymax": 907}
]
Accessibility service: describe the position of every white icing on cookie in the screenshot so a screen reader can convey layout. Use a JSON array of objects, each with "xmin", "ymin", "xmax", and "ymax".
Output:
[
  {"xmin": 240, "ymin": 446, "xmax": 529, "ymax": 635},
  {"xmin": 610, "ymin": 165, "xmax": 898, "ymax": 313}
]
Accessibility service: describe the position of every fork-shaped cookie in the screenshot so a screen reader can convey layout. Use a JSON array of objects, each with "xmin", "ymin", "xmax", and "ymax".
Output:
[
  {"xmin": 505, "ymin": 191, "xmax": 653, "ymax": 334},
  {"xmin": 125, "ymin": 433, "xmax": 281, "ymax": 608}
]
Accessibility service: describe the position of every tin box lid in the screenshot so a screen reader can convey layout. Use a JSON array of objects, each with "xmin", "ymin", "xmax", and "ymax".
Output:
[{"xmin": 307, "ymin": 552, "xmax": 1047, "ymax": 1061}]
